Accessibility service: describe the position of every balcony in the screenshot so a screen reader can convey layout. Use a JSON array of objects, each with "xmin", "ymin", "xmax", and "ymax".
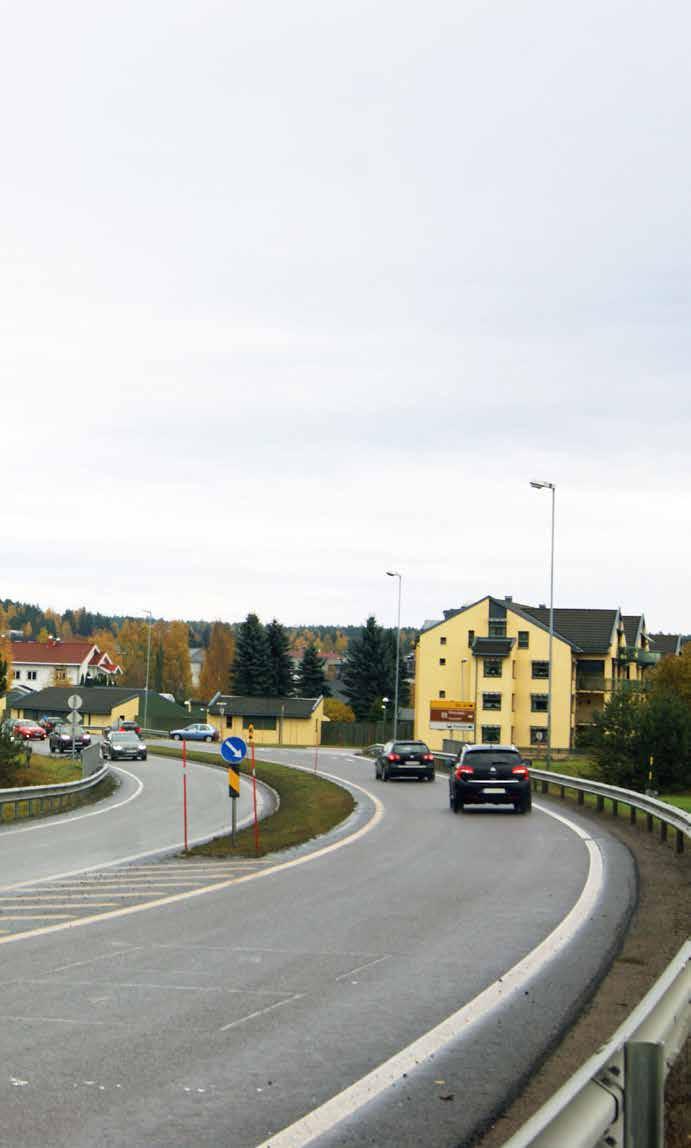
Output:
[
  {"xmin": 575, "ymin": 675, "xmax": 611, "ymax": 693},
  {"xmin": 617, "ymin": 647, "xmax": 661, "ymax": 667}
]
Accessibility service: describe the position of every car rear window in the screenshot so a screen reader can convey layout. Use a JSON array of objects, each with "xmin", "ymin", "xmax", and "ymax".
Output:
[
  {"xmin": 393, "ymin": 742, "xmax": 430, "ymax": 753},
  {"xmin": 464, "ymin": 749, "xmax": 522, "ymax": 766}
]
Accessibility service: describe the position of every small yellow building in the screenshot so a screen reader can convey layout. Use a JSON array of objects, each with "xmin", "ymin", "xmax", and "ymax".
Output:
[
  {"xmin": 9, "ymin": 686, "xmax": 141, "ymax": 730},
  {"xmin": 207, "ymin": 693, "xmax": 325, "ymax": 747},
  {"xmin": 414, "ymin": 596, "xmax": 658, "ymax": 753}
]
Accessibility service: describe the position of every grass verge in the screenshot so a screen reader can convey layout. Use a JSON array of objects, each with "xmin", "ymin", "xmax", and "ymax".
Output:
[
  {"xmin": 0, "ymin": 773, "xmax": 118, "ymax": 823},
  {"xmin": 150, "ymin": 745, "xmax": 355, "ymax": 858}
]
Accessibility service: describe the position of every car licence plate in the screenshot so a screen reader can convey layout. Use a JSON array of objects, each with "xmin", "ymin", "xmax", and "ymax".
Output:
[{"xmin": 484, "ymin": 786, "xmax": 505, "ymax": 794}]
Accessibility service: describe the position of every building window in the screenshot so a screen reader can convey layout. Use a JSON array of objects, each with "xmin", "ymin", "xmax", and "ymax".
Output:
[
  {"xmin": 468, "ymin": 629, "xmax": 475, "ymax": 647},
  {"xmin": 530, "ymin": 726, "xmax": 548, "ymax": 746},
  {"xmin": 532, "ymin": 661, "xmax": 549, "ymax": 679},
  {"xmin": 481, "ymin": 725, "xmax": 501, "ymax": 743},
  {"xmin": 440, "ymin": 636, "xmax": 447, "ymax": 646},
  {"xmin": 439, "ymin": 689, "xmax": 446, "ymax": 699},
  {"xmin": 439, "ymin": 657, "xmax": 446, "ymax": 666},
  {"xmin": 488, "ymin": 621, "xmax": 507, "ymax": 638},
  {"xmin": 242, "ymin": 715, "xmax": 277, "ymax": 731},
  {"xmin": 531, "ymin": 694, "xmax": 549, "ymax": 712},
  {"xmin": 13, "ymin": 669, "xmax": 21, "ymax": 679},
  {"xmin": 482, "ymin": 692, "xmax": 502, "ymax": 711},
  {"xmin": 27, "ymin": 670, "xmax": 37, "ymax": 681},
  {"xmin": 518, "ymin": 631, "xmax": 529, "ymax": 649},
  {"xmin": 484, "ymin": 658, "xmax": 502, "ymax": 678}
]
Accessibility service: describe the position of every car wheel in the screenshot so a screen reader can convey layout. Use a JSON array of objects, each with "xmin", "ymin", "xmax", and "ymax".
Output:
[
  {"xmin": 381, "ymin": 766, "xmax": 388, "ymax": 782},
  {"xmin": 172, "ymin": 734, "xmax": 181, "ymax": 741},
  {"xmin": 204, "ymin": 736, "xmax": 212, "ymax": 742},
  {"xmin": 452, "ymin": 790, "xmax": 463, "ymax": 814},
  {"xmin": 428, "ymin": 772, "xmax": 435, "ymax": 782},
  {"xmin": 517, "ymin": 793, "xmax": 532, "ymax": 814}
]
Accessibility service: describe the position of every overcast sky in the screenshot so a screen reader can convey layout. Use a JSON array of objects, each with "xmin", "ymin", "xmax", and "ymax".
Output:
[{"xmin": 2, "ymin": 1, "xmax": 689, "ymax": 633}]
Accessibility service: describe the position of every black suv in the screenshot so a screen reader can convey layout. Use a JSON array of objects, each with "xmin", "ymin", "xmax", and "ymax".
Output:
[
  {"xmin": 449, "ymin": 744, "xmax": 532, "ymax": 813},
  {"xmin": 375, "ymin": 740, "xmax": 436, "ymax": 782}
]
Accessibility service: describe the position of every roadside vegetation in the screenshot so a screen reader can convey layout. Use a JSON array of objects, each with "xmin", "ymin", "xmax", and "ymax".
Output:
[{"xmin": 151, "ymin": 745, "xmax": 355, "ymax": 858}]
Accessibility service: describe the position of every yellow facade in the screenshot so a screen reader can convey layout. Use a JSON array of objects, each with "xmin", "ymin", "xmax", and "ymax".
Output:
[
  {"xmin": 414, "ymin": 597, "xmax": 574, "ymax": 752},
  {"xmin": 208, "ymin": 698, "xmax": 325, "ymax": 747},
  {"xmin": 10, "ymin": 694, "xmax": 139, "ymax": 731}
]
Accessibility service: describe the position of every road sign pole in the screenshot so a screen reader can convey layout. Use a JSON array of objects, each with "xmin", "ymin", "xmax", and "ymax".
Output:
[
  {"xmin": 250, "ymin": 739, "xmax": 259, "ymax": 854},
  {"xmin": 182, "ymin": 739, "xmax": 189, "ymax": 851},
  {"xmin": 231, "ymin": 794, "xmax": 237, "ymax": 844}
]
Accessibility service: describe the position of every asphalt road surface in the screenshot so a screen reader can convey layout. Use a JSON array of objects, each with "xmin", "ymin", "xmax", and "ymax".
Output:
[{"xmin": 0, "ymin": 746, "xmax": 636, "ymax": 1147}]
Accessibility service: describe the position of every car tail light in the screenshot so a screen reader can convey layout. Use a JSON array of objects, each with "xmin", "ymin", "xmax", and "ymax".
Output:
[
  {"xmin": 422, "ymin": 753, "xmax": 434, "ymax": 762},
  {"xmin": 455, "ymin": 764, "xmax": 474, "ymax": 779},
  {"xmin": 512, "ymin": 765, "xmax": 529, "ymax": 779},
  {"xmin": 387, "ymin": 753, "xmax": 401, "ymax": 762}
]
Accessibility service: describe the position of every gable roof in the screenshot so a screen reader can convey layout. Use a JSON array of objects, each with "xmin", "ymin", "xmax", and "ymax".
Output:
[
  {"xmin": 649, "ymin": 633, "xmax": 682, "ymax": 655},
  {"xmin": 622, "ymin": 615, "xmax": 645, "ymax": 646},
  {"xmin": 11, "ymin": 686, "xmax": 142, "ymax": 714},
  {"xmin": 515, "ymin": 605, "xmax": 620, "ymax": 653},
  {"xmin": 10, "ymin": 640, "xmax": 97, "ymax": 666},
  {"xmin": 208, "ymin": 694, "xmax": 322, "ymax": 719}
]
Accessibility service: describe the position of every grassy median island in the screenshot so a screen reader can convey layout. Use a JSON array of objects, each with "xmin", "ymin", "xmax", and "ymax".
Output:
[{"xmin": 151, "ymin": 745, "xmax": 355, "ymax": 857}]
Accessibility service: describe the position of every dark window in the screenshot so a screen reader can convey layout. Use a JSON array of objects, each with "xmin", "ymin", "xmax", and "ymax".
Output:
[
  {"xmin": 532, "ymin": 661, "xmax": 549, "ymax": 679},
  {"xmin": 440, "ymin": 636, "xmax": 447, "ymax": 646},
  {"xmin": 468, "ymin": 629, "xmax": 475, "ymax": 646},
  {"xmin": 439, "ymin": 690, "xmax": 446, "ymax": 699},
  {"xmin": 531, "ymin": 694, "xmax": 549, "ymax": 712},
  {"xmin": 484, "ymin": 658, "xmax": 502, "ymax": 678},
  {"xmin": 482, "ymin": 692, "xmax": 502, "ymax": 710},
  {"xmin": 481, "ymin": 725, "xmax": 501, "ymax": 743},
  {"xmin": 518, "ymin": 631, "xmax": 529, "ymax": 648},
  {"xmin": 439, "ymin": 657, "xmax": 446, "ymax": 666},
  {"xmin": 530, "ymin": 727, "xmax": 548, "ymax": 746},
  {"xmin": 488, "ymin": 621, "xmax": 507, "ymax": 638},
  {"xmin": 27, "ymin": 670, "xmax": 37, "ymax": 680},
  {"xmin": 242, "ymin": 715, "xmax": 276, "ymax": 731}
]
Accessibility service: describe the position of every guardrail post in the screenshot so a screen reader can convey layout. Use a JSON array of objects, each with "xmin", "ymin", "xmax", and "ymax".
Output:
[
  {"xmin": 646, "ymin": 812, "xmax": 653, "ymax": 833},
  {"xmin": 597, "ymin": 794, "xmax": 605, "ymax": 812},
  {"xmin": 624, "ymin": 1041, "xmax": 664, "ymax": 1147},
  {"xmin": 660, "ymin": 821, "xmax": 668, "ymax": 844},
  {"xmin": 578, "ymin": 789, "xmax": 584, "ymax": 804},
  {"xmin": 675, "ymin": 829, "xmax": 684, "ymax": 854},
  {"xmin": 630, "ymin": 805, "xmax": 637, "ymax": 825}
]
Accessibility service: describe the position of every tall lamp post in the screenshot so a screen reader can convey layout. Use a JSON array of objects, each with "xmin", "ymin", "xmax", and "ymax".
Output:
[
  {"xmin": 142, "ymin": 609, "xmax": 153, "ymax": 733},
  {"xmin": 530, "ymin": 481, "xmax": 556, "ymax": 765},
  {"xmin": 386, "ymin": 571, "xmax": 402, "ymax": 741}
]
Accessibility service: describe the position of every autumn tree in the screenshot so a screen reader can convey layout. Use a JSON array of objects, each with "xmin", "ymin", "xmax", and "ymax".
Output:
[
  {"xmin": 649, "ymin": 645, "xmax": 691, "ymax": 707},
  {"xmin": 296, "ymin": 642, "xmax": 330, "ymax": 697},
  {"xmin": 90, "ymin": 628, "xmax": 120, "ymax": 665},
  {"xmin": 199, "ymin": 622, "xmax": 235, "ymax": 701},
  {"xmin": 231, "ymin": 614, "xmax": 273, "ymax": 696},
  {"xmin": 0, "ymin": 635, "xmax": 12, "ymax": 694},
  {"xmin": 324, "ymin": 698, "xmax": 355, "ymax": 722},
  {"xmin": 117, "ymin": 619, "xmax": 150, "ymax": 685},
  {"xmin": 266, "ymin": 619, "xmax": 293, "ymax": 697},
  {"xmin": 161, "ymin": 621, "xmax": 192, "ymax": 700}
]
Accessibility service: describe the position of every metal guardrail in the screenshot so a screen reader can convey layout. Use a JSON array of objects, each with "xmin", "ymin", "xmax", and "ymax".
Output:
[{"xmin": 0, "ymin": 759, "xmax": 111, "ymax": 821}]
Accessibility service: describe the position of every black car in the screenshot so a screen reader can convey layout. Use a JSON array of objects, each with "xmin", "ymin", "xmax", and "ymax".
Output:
[
  {"xmin": 102, "ymin": 730, "xmax": 147, "ymax": 761},
  {"xmin": 449, "ymin": 744, "xmax": 532, "ymax": 813},
  {"xmin": 375, "ymin": 740, "xmax": 436, "ymax": 782},
  {"xmin": 49, "ymin": 724, "xmax": 93, "ymax": 754}
]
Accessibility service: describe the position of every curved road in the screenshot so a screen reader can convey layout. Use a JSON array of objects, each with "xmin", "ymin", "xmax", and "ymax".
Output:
[{"xmin": 0, "ymin": 746, "xmax": 636, "ymax": 1147}]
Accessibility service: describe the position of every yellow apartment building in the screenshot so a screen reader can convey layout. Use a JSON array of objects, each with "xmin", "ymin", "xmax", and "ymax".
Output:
[
  {"xmin": 207, "ymin": 693, "xmax": 325, "ymax": 746},
  {"xmin": 414, "ymin": 596, "xmax": 658, "ymax": 753}
]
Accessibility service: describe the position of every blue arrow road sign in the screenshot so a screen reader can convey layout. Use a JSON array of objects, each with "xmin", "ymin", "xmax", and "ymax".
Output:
[{"xmin": 221, "ymin": 736, "xmax": 247, "ymax": 764}]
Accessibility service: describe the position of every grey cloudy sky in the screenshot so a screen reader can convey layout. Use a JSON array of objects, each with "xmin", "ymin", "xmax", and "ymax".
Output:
[{"xmin": 2, "ymin": 1, "xmax": 689, "ymax": 632}]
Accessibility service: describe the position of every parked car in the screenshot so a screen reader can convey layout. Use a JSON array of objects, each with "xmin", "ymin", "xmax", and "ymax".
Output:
[
  {"xmin": 39, "ymin": 715, "xmax": 64, "ymax": 733},
  {"xmin": 169, "ymin": 723, "xmax": 219, "ymax": 743},
  {"xmin": 103, "ymin": 720, "xmax": 141, "ymax": 735},
  {"xmin": 10, "ymin": 719, "xmax": 47, "ymax": 741},
  {"xmin": 375, "ymin": 740, "xmax": 436, "ymax": 782},
  {"xmin": 49, "ymin": 724, "xmax": 93, "ymax": 754},
  {"xmin": 449, "ymin": 744, "xmax": 532, "ymax": 813},
  {"xmin": 102, "ymin": 730, "xmax": 147, "ymax": 761}
]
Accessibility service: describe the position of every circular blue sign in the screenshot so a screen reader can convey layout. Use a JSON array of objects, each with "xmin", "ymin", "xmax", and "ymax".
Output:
[{"xmin": 221, "ymin": 736, "xmax": 247, "ymax": 764}]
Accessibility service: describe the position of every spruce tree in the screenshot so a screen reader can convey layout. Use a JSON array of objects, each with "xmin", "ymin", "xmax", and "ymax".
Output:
[
  {"xmin": 297, "ymin": 642, "xmax": 330, "ymax": 697},
  {"xmin": 343, "ymin": 616, "xmax": 408, "ymax": 719},
  {"xmin": 266, "ymin": 619, "xmax": 294, "ymax": 697},
  {"xmin": 231, "ymin": 613, "xmax": 273, "ymax": 696}
]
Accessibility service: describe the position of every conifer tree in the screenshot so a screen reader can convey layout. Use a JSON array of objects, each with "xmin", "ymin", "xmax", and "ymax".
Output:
[
  {"xmin": 342, "ymin": 616, "xmax": 408, "ymax": 719},
  {"xmin": 266, "ymin": 619, "xmax": 293, "ymax": 697},
  {"xmin": 231, "ymin": 614, "xmax": 273, "ymax": 696},
  {"xmin": 296, "ymin": 642, "xmax": 330, "ymax": 697}
]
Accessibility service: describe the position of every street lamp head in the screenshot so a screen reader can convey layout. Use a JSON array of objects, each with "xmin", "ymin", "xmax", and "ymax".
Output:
[
  {"xmin": 386, "ymin": 570, "xmax": 400, "ymax": 578},
  {"xmin": 530, "ymin": 480, "xmax": 555, "ymax": 490}
]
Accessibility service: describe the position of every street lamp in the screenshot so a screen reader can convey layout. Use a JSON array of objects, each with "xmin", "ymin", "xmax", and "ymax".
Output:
[
  {"xmin": 530, "ymin": 481, "xmax": 556, "ymax": 765},
  {"xmin": 386, "ymin": 571, "xmax": 402, "ymax": 740},
  {"xmin": 142, "ymin": 609, "xmax": 153, "ymax": 733}
]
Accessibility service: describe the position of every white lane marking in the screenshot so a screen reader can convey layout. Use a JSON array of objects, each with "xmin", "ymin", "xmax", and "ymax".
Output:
[
  {"xmin": 53, "ymin": 947, "xmax": 144, "ymax": 973},
  {"xmin": 335, "ymin": 955, "xmax": 391, "ymax": 982},
  {"xmin": 219, "ymin": 993, "xmax": 305, "ymax": 1032},
  {"xmin": 2, "ymin": 1016, "xmax": 109, "ymax": 1026},
  {"xmin": 0, "ymin": 903, "xmax": 119, "ymax": 910},
  {"xmin": 255, "ymin": 801, "xmax": 604, "ymax": 1148},
  {"xmin": 0, "ymin": 767, "xmax": 144, "ymax": 840},
  {"xmin": 0, "ymin": 777, "xmax": 384, "ymax": 946},
  {"xmin": 0, "ymin": 914, "xmax": 75, "ymax": 921}
]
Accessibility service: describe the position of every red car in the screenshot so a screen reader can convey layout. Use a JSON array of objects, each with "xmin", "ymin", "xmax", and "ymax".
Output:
[{"xmin": 11, "ymin": 719, "xmax": 47, "ymax": 740}]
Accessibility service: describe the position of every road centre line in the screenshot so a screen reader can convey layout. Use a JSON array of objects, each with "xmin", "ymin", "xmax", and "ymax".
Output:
[
  {"xmin": 254, "ymin": 802, "xmax": 604, "ymax": 1148},
  {"xmin": 0, "ymin": 1015, "xmax": 111, "ymax": 1026},
  {"xmin": 0, "ymin": 775, "xmax": 384, "ymax": 947},
  {"xmin": 52, "ymin": 946, "xmax": 144, "ymax": 973},
  {"xmin": 335, "ymin": 955, "xmax": 392, "ymax": 981}
]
